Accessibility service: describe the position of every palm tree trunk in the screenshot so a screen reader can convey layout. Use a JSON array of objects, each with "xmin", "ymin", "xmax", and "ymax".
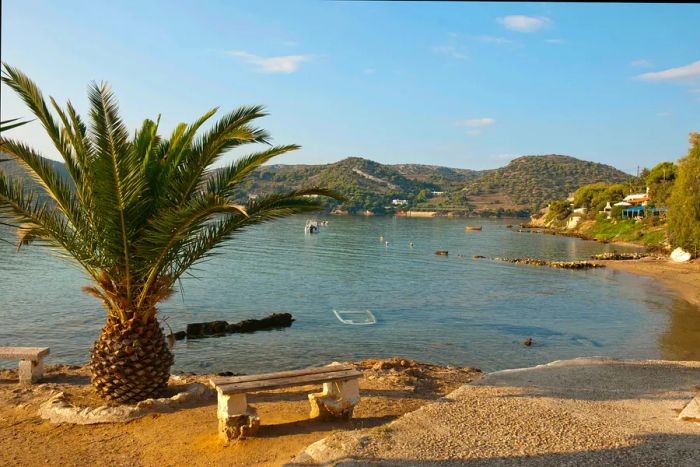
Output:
[{"xmin": 90, "ymin": 315, "xmax": 173, "ymax": 403}]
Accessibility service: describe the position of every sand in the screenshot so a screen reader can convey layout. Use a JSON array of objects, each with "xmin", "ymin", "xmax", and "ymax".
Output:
[
  {"xmin": 0, "ymin": 358, "xmax": 480, "ymax": 466},
  {"xmin": 293, "ymin": 358, "xmax": 700, "ymax": 466},
  {"xmin": 597, "ymin": 257, "xmax": 700, "ymax": 307}
]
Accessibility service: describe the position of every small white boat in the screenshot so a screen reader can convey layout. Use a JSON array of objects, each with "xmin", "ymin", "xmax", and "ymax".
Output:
[
  {"xmin": 305, "ymin": 219, "xmax": 319, "ymax": 233},
  {"xmin": 333, "ymin": 309, "xmax": 377, "ymax": 325}
]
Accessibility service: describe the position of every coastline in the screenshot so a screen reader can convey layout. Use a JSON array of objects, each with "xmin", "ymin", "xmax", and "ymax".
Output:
[
  {"xmin": 518, "ymin": 223, "xmax": 700, "ymax": 308},
  {"xmin": 597, "ymin": 257, "xmax": 700, "ymax": 307}
]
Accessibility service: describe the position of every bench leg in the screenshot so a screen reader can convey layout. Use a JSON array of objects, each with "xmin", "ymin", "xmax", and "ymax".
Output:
[
  {"xmin": 18, "ymin": 358, "xmax": 44, "ymax": 385},
  {"xmin": 308, "ymin": 378, "xmax": 360, "ymax": 421},
  {"xmin": 217, "ymin": 391, "xmax": 259, "ymax": 444}
]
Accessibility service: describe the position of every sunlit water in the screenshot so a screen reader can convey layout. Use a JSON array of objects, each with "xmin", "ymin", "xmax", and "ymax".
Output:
[{"xmin": 1, "ymin": 217, "xmax": 698, "ymax": 374}]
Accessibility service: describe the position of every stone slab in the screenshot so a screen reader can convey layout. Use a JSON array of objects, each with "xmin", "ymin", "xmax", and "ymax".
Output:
[{"xmin": 0, "ymin": 347, "xmax": 50, "ymax": 360}]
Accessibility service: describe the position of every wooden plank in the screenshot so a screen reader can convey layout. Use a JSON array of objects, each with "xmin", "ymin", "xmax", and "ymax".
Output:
[
  {"xmin": 0, "ymin": 347, "xmax": 50, "ymax": 360},
  {"xmin": 215, "ymin": 369, "xmax": 362, "ymax": 395},
  {"xmin": 211, "ymin": 364, "xmax": 354, "ymax": 387}
]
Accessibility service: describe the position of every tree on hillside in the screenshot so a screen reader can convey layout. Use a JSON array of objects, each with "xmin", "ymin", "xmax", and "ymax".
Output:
[
  {"xmin": 668, "ymin": 133, "xmax": 700, "ymax": 255},
  {"xmin": 645, "ymin": 161, "xmax": 676, "ymax": 206},
  {"xmin": 0, "ymin": 64, "xmax": 339, "ymax": 403}
]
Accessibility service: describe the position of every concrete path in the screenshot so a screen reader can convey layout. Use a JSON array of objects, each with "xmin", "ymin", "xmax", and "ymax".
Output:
[{"xmin": 291, "ymin": 358, "xmax": 700, "ymax": 466}]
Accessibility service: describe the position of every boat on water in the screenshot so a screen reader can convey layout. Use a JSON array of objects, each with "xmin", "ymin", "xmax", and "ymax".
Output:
[
  {"xmin": 464, "ymin": 226, "xmax": 482, "ymax": 231},
  {"xmin": 305, "ymin": 219, "xmax": 319, "ymax": 233},
  {"xmin": 333, "ymin": 309, "xmax": 377, "ymax": 325}
]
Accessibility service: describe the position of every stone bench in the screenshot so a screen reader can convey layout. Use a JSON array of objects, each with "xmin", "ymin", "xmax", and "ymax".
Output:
[
  {"xmin": 0, "ymin": 347, "xmax": 50, "ymax": 384},
  {"xmin": 209, "ymin": 363, "xmax": 362, "ymax": 443}
]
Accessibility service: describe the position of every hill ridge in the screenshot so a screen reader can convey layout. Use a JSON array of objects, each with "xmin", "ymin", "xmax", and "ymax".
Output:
[{"xmin": 1, "ymin": 154, "xmax": 632, "ymax": 216}]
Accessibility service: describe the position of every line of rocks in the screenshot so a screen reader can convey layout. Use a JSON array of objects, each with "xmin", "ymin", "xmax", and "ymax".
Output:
[
  {"xmin": 173, "ymin": 312, "xmax": 294, "ymax": 340},
  {"xmin": 590, "ymin": 252, "xmax": 652, "ymax": 260},
  {"xmin": 490, "ymin": 257, "xmax": 605, "ymax": 270}
]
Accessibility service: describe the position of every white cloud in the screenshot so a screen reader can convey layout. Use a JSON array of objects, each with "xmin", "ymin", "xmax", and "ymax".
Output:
[
  {"xmin": 545, "ymin": 38, "xmax": 565, "ymax": 45},
  {"xmin": 226, "ymin": 51, "xmax": 311, "ymax": 73},
  {"xmin": 432, "ymin": 45, "xmax": 467, "ymax": 60},
  {"xmin": 631, "ymin": 59, "xmax": 653, "ymax": 68},
  {"xmin": 499, "ymin": 15, "xmax": 551, "ymax": 33},
  {"xmin": 636, "ymin": 60, "xmax": 700, "ymax": 82},
  {"xmin": 466, "ymin": 129, "xmax": 482, "ymax": 137},
  {"xmin": 458, "ymin": 117, "xmax": 496, "ymax": 127},
  {"xmin": 475, "ymin": 35, "xmax": 515, "ymax": 46}
]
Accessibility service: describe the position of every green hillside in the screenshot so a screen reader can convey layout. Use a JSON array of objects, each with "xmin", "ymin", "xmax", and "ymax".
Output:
[
  {"xmin": 1, "ymin": 153, "xmax": 631, "ymax": 216},
  {"xmin": 456, "ymin": 155, "xmax": 631, "ymax": 211}
]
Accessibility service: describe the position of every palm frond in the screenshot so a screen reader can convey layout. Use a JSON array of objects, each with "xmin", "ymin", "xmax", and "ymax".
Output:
[
  {"xmin": 206, "ymin": 144, "xmax": 300, "ymax": 197},
  {"xmin": 1, "ymin": 63, "xmax": 342, "ymax": 321},
  {"xmin": 170, "ymin": 188, "xmax": 340, "ymax": 283},
  {"xmin": 0, "ymin": 118, "xmax": 32, "ymax": 133},
  {"xmin": 1, "ymin": 64, "xmax": 73, "ymax": 163}
]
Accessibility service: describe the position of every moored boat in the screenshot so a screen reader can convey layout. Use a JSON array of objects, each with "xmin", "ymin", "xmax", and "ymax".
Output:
[
  {"xmin": 464, "ymin": 226, "xmax": 482, "ymax": 231},
  {"xmin": 305, "ymin": 219, "xmax": 319, "ymax": 233}
]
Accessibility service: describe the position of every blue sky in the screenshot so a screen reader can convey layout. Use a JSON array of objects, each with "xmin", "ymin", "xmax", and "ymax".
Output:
[{"xmin": 2, "ymin": 1, "xmax": 700, "ymax": 172}]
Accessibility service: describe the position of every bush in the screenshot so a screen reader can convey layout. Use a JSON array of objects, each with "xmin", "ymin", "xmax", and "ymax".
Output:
[{"xmin": 668, "ymin": 133, "xmax": 700, "ymax": 255}]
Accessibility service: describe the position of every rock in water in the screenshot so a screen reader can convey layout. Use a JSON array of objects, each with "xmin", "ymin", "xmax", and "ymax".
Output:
[
  {"xmin": 184, "ymin": 313, "xmax": 295, "ymax": 339},
  {"xmin": 435, "ymin": 250, "xmax": 449, "ymax": 256},
  {"xmin": 523, "ymin": 337, "xmax": 533, "ymax": 347},
  {"xmin": 227, "ymin": 313, "xmax": 294, "ymax": 333},
  {"xmin": 173, "ymin": 331, "xmax": 187, "ymax": 341},
  {"xmin": 186, "ymin": 320, "xmax": 229, "ymax": 338}
]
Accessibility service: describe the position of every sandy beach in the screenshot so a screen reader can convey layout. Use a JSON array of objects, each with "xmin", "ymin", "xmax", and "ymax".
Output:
[
  {"xmin": 597, "ymin": 257, "xmax": 700, "ymax": 307},
  {"xmin": 0, "ymin": 359, "xmax": 480, "ymax": 466}
]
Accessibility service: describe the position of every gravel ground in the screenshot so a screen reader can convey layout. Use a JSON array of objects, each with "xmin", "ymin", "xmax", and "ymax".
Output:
[{"xmin": 291, "ymin": 358, "xmax": 700, "ymax": 466}]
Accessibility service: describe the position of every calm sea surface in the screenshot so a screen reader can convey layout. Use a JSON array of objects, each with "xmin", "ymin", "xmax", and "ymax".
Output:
[{"xmin": 1, "ymin": 217, "xmax": 698, "ymax": 373}]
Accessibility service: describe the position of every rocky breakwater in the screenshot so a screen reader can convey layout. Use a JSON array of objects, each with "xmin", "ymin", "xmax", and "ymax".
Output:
[
  {"xmin": 590, "ymin": 252, "xmax": 653, "ymax": 260},
  {"xmin": 491, "ymin": 257, "xmax": 605, "ymax": 270},
  {"xmin": 173, "ymin": 313, "xmax": 294, "ymax": 340}
]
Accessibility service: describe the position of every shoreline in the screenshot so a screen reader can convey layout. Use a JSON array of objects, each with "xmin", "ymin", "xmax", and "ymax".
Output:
[
  {"xmin": 517, "ymin": 223, "xmax": 700, "ymax": 308},
  {"xmin": 518, "ymin": 223, "xmax": 659, "ymax": 250},
  {"xmin": 596, "ymin": 257, "xmax": 700, "ymax": 307}
]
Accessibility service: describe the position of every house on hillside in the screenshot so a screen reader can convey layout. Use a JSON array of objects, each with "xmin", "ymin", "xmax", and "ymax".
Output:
[
  {"xmin": 622, "ymin": 187, "xmax": 651, "ymax": 206},
  {"xmin": 392, "ymin": 199, "xmax": 408, "ymax": 206}
]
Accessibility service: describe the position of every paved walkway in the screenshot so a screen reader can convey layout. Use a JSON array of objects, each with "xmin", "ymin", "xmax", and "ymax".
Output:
[{"xmin": 291, "ymin": 358, "xmax": 700, "ymax": 466}]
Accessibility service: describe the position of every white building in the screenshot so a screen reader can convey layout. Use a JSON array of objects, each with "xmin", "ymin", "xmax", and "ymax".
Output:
[{"xmin": 392, "ymin": 199, "xmax": 408, "ymax": 206}]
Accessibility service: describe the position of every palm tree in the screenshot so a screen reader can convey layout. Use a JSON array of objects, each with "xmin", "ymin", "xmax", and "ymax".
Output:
[{"xmin": 0, "ymin": 64, "xmax": 339, "ymax": 403}]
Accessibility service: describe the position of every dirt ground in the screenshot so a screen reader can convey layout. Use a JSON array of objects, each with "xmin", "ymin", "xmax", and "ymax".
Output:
[
  {"xmin": 598, "ymin": 257, "xmax": 700, "ymax": 307},
  {"xmin": 293, "ymin": 358, "xmax": 700, "ymax": 466},
  {"xmin": 0, "ymin": 358, "xmax": 480, "ymax": 466}
]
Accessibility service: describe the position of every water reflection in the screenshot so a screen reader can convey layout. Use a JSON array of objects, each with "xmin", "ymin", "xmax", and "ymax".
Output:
[{"xmin": 660, "ymin": 298, "xmax": 700, "ymax": 361}]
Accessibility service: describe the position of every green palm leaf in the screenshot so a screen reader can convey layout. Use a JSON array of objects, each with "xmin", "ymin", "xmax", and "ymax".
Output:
[{"xmin": 0, "ymin": 63, "xmax": 340, "ymax": 320}]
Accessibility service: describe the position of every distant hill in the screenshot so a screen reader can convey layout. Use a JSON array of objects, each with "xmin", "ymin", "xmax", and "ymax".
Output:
[
  {"xmin": 451, "ymin": 155, "xmax": 631, "ymax": 212},
  {"xmin": 0, "ymin": 153, "xmax": 632, "ymax": 216},
  {"xmin": 0, "ymin": 157, "xmax": 70, "ymax": 195}
]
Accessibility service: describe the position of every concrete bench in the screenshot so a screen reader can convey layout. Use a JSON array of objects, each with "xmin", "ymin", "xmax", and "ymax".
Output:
[
  {"xmin": 209, "ymin": 363, "xmax": 362, "ymax": 443},
  {"xmin": 0, "ymin": 347, "xmax": 50, "ymax": 384}
]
